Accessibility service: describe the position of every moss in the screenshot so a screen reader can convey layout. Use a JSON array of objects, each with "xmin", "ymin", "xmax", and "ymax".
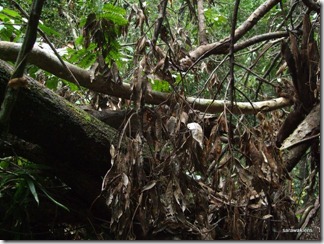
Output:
[{"xmin": 65, "ymin": 101, "xmax": 93, "ymax": 122}]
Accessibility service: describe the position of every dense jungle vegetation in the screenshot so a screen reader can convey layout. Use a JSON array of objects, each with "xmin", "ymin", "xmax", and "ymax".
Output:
[{"xmin": 0, "ymin": 0, "xmax": 320, "ymax": 240}]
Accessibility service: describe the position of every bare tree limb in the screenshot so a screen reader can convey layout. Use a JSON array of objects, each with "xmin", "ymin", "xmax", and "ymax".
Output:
[
  {"xmin": 197, "ymin": 0, "xmax": 208, "ymax": 45},
  {"xmin": 302, "ymin": 0, "xmax": 320, "ymax": 14},
  {"xmin": 0, "ymin": 41, "xmax": 292, "ymax": 114},
  {"xmin": 233, "ymin": 31, "xmax": 287, "ymax": 52},
  {"xmin": 182, "ymin": 0, "xmax": 282, "ymax": 64},
  {"xmin": 233, "ymin": 0, "xmax": 281, "ymax": 42},
  {"xmin": 187, "ymin": 96, "xmax": 292, "ymax": 114},
  {"xmin": 228, "ymin": 0, "xmax": 240, "ymax": 142}
]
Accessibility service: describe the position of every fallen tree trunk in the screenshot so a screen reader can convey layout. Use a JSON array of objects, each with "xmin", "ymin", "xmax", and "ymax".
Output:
[{"xmin": 0, "ymin": 59, "xmax": 114, "ymax": 215}]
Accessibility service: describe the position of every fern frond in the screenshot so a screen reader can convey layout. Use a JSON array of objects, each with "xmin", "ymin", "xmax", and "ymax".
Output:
[{"xmin": 101, "ymin": 3, "xmax": 128, "ymax": 26}]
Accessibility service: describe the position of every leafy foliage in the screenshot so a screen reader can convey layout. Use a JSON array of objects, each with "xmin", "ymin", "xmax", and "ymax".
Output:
[
  {"xmin": 0, "ymin": 157, "xmax": 69, "ymax": 239},
  {"xmin": 0, "ymin": 6, "xmax": 25, "ymax": 41}
]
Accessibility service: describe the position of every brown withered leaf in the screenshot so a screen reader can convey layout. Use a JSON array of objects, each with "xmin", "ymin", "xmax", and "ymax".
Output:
[
  {"xmin": 262, "ymin": 214, "xmax": 273, "ymax": 220},
  {"xmin": 207, "ymin": 135, "xmax": 222, "ymax": 163},
  {"xmin": 154, "ymin": 109, "xmax": 163, "ymax": 141},
  {"xmin": 173, "ymin": 178, "xmax": 186, "ymax": 212},
  {"xmin": 109, "ymin": 61, "xmax": 122, "ymax": 85},
  {"xmin": 166, "ymin": 116, "xmax": 177, "ymax": 135},
  {"xmin": 289, "ymin": 32, "xmax": 301, "ymax": 73},
  {"xmin": 180, "ymin": 111, "xmax": 189, "ymax": 125},
  {"xmin": 142, "ymin": 180, "xmax": 157, "ymax": 192},
  {"xmin": 235, "ymin": 162, "xmax": 253, "ymax": 187},
  {"xmin": 136, "ymin": 36, "xmax": 148, "ymax": 55},
  {"xmin": 165, "ymin": 180, "xmax": 176, "ymax": 216},
  {"xmin": 247, "ymin": 139, "xmax": 263, "ymax": 167},
  {"xmin": 217, "ymin": 152, "xmax": 231, "ymax": 169}
]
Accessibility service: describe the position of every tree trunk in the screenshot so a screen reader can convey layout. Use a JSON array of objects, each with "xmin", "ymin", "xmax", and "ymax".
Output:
[{"xmin": 0, "ymin": 59, "xmax": 114, "ymax": 217}]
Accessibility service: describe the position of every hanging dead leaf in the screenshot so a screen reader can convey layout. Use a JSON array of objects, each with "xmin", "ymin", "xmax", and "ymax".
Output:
[
  {"xmin": 165, "ymin": 180, "xmax": 176, "ymax": 216},
  {"xmin": 166, "ymin": 116, "xmax": 177, "ymax": 135},
  {"xmin": 122, "ymin": 173, "xmax": 129, "ymax": 188},
  {"xmin": 172, "ymin": 178, "xmax": 186, "ymax": 212},
  {"xmin": 110, "ymin": 144, "xmax": 116, "ymax": 159},
  {"xmin": 141, "ymin": 180, "xmax": 157, "ymax": 192},
  {"xmin": 136, "ymin": 36, "xmax": 148, "ymax": 55},
  {"xmin": 187, "ymin": 122, "xmax": 204, "ymax": 149},
  {"xmin": 180, "ymin": 111, "xmax": 189, "ymax": 124},
  {"xmin": 262, "ymin": 214, "xmax": 273, "ymax": 220}
]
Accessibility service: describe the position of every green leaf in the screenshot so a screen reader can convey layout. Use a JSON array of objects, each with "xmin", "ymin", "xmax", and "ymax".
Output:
[
  {"xmin": 45, "ymin": 78, "xmax": 59, "ymax": 90},
  {"xmin": 1, "ymin": 8, "xmax": 21, "ymax": 18},
  {"xmin": 0, "ymin": 13, "xmax": 9, "ymax": 21},
  {"xmin": 102, "ymin": 12, "xmax": 128, "ymax": 26},
  {"xmin": 0, "ymin": 160, "xmax": 9, "ymax": 169},
  {"xmin": 39, "ymin": 186, "xmax": 69, "ymax": 212},
  {"xmin": 62, "ymin": 80, "xmax": 79, "ymax": 91},
  {"xmin": 26, "ymin": 179, "xmax": 39, "ymax": 205},
  {"xmin": 38, "ymin": 23, "xmax": 60, "ymax": 37},
  {"xmin": 102, "ymin": 3, "xmax": 127, "ymax": 26},
  {"xmin": 13, "ymin": 181, "xmax": 28, "ymax": 204},
  {"xmin": 150, "ymin": 79, "xmax": 171, "ymax": 92}
]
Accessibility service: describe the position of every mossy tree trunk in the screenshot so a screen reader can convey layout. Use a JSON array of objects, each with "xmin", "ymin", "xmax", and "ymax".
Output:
[{"xmin": 0, "ymin": 60, "xmax": 115, "ymax": 222}]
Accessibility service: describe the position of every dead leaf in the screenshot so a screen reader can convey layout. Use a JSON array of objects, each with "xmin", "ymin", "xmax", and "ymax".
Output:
[
  {"xmin": 180, "ymin": 111, "xmax": 189, "ymax": 124},
  {"xmin": 187, "ymin": 122, "xmax": 204, "ymax": 149},
  {"xmin": 142, "ymin": 180, "xmax": 157, "ymax": 192},
  {"xmin": 262, "ymin": 214, "xmax": 273, "ymax": 220},
  {"xmin": 166, "ymin": 116, "xmax": 177, "ymax": 135}
]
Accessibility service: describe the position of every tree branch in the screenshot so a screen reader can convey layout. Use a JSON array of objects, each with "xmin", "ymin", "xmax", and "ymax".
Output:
[
  {"xmin": 233, "ymin": 31, "xmax": 287, "ymax": 52},
  {"xmin": 302, "ymin": 0, "xmax": 320, "ymax": 14},
  {"xmin": 0, "ymin": 41, "xmax": 292, "ymax": 114},
  {"xmin": 197, "ymin": 0, "xmax": 208, "ymax": 45},
  {"xmin": 182, "ymin": 0, "xmax": 282, "ymax": 64}
]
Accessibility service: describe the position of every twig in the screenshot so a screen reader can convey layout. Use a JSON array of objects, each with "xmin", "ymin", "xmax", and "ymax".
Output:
[{"xmin": 228, "ymin": 0, "xmax": 240, "ymax": 143}]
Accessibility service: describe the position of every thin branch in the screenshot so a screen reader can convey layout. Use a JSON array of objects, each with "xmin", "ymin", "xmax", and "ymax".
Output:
[
  {"xmin": 182, "ymin": 0, "xmax": 282, "ymax": 65},
  {"xmin": 228, "ymin": 0, "xmax": 240, "ymax": 143},
  {"xmin": 234, "ymin": 62, "xmax": 275, "ymax": 87},
  {"xmin": 234, "ymin": 31, "xmax": 288, "ymax": 52}
]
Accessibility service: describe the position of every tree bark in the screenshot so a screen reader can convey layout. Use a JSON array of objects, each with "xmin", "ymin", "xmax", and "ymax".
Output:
[
  {"xmin": 280, "ymin": 103, "xmax": 320, "ymax": 172},
  {"xmin": 0, "ymin": 41, "xmax": 291, "ymax": 114},
  {"xmin": 197, "ymin": 0, "xmax": 208, "ymax": 45},
  {"xmin": 0, "ymin": 60, "xmax": 114, "ymax": 215},
  {"xmin": 182, "ymin": 0, "xmax": 282, "ymax": 63}
]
